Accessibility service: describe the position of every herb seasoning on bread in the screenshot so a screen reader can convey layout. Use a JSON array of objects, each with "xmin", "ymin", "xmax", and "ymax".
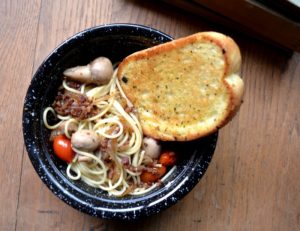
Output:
[{"xmin": 117, "ymin": 32, "xmax": 244, "ymax": 141}]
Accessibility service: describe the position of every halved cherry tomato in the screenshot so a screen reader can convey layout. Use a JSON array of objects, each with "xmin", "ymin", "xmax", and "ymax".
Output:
[
  {"xmin": 53, "ymin": 135, "xmax": 74, "ymax": 163},
  {"xmin": 159, "ymin": 151, "xmax": 177, "ymax": 166},
  {"xmin": 140, "ymin": 165, "xmax": 167, "ymax": 184}
]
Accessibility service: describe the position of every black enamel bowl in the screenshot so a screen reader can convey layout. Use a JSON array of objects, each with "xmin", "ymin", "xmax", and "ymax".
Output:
[{"xmin": 23, "ymin": 23, "xmax": 218, "ymax": 220}]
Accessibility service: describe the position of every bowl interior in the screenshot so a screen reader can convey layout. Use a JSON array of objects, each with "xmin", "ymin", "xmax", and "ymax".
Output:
[{"xmin": 23, "ymin": 24, "xmax": 217, "ymax": 220}]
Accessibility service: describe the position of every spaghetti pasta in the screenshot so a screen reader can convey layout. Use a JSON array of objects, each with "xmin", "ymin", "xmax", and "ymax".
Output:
[{"xmin": 43, "ymin": 62, "xmax": 176, "ymax": 197}]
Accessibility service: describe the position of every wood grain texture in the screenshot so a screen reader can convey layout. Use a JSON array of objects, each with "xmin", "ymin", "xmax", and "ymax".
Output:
[
  {"xmin": 162, "ymin": 0, "xmax": 300, "ymax": 52},
  {"xmin": 0, "ymin": 0, "xmax": 299, "ymax": 230},
  {"xmin": 0, "ymin": 0, "xmax": 41, "ymax": 230}
]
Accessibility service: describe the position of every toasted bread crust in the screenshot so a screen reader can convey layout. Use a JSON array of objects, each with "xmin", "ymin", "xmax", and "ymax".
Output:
[
  {"xmin": 117, "ymin": 32, "xmax": 244, "ymax": 141},
  {"xmin": 199, "ymin": 32, "xmax": 243, "ymax": 128}
]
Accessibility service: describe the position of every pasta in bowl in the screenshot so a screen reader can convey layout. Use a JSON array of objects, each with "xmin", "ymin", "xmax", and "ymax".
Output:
[
  {"xmin": 43, "ymin": 56, "xmax": 177, "ymax": 197},
  {"xmin": 23, "ymin": 24, "xmax": 217, "ymax": 220}
]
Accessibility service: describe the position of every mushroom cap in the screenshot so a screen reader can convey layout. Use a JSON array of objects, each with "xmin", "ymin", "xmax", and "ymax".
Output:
[
  {"xmin": 90, "ymin": 57, "xmax": 113, "ymax": 85},
  {"xmin": 71, "ymin": 129, "xmax": 100, "ymax": 152},
  {"xmin": 142, "ymin": 137, "xmax": 161, "ymax": 159}
]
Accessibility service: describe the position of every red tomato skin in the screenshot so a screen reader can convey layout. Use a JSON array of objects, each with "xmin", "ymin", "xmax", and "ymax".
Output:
[
  {"xmin": 159, "ymin": 151, "xmax": 177, "ymax": 166},
  {"xmin": 53, "ymin": 135, "xmax": 74, "ymax": 163},
  {"xmin": 140, "ymin": 166, "xmax": 167, "ymax": 184}
]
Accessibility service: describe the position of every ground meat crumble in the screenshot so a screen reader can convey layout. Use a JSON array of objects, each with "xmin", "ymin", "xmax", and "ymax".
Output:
[{"xmin": 53, "ymin": 90, "xmax": 99, "ymax": 120}]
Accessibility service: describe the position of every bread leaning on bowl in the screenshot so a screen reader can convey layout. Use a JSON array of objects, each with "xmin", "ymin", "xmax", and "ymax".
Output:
[{"xmin": 117, "ymin": 31, "xmax": 244, "ymax": 141}]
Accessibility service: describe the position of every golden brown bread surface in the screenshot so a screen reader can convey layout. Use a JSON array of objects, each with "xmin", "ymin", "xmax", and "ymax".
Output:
[{"xmin": 117, "ymin": 32, "xmax": 244, "ymax": 141}]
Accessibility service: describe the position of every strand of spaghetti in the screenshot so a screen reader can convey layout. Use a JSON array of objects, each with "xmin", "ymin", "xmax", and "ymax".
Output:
[
  {"xmin": 72, "ymin": 147, "xmax": 107, "ymax": 182},
  {"xmin": 64, "ymin": 118, "xmax": 78, "ymax": 138},
  {"xmin": 108, "ymin": 185, "xmax": 127, "ymax": 196},
  {"xmin": 98, "ymin": 167, "xmax": 124, "ymax": 191},
  {"xmin": 85, "ymin": 98, "xmax": 114, "ymax": 121},
  {"xmin": 62, "ymin": 79, "xmax": 82, "ymax": 94},
  {"xmin": 86, "ymin": 85, "xmax": 110, "ymax": 99},
  {"xmin": 57, "ymin": 114, "xmax": 72, "ymax": 120},
  {"xmin": 125, "ymin": 169, "xmax": 141, "ymax": 176},
  {"xmin": 77, "ymin": 170, "xmax": 105, "ymax": 181},
  {"xmin": 75, "ymin": 166, "xmax": 106, "ymax": 185},
  {"xmin": 80, "ymin": 83, "xmax": 86, "ymax": 94},
  {"xmin": 115, "ymin": 76, "xmax": 133, "ymax": 107},
  {"xmin": 113, "ymin": 100, "xmax": 142, "ymax": 155},
  {"xmin": 131, "ymin": 175, "xmax": 138, "ymax": 185},
  {"xmin": 93, "ymin": 117, "xmax": 123, "ymax": 139},
  {"xmin": 66, "ymin": 163, "xmax": 81, "ymax": 180},
  {"xmin": 93, "ymin": 116, "xmax": 119, "ymax": 127},
  {"xmin": 78, "ymin": 121, "xmax": 87, "ymax": 131},
  {"xmin": 130, "ymin": 184, "xmax": 158, "ymax": 195},
  {"xmin": 132, "ymin": 151, "xmax": 140, "ymax": 167},
  {"xmin": 109, "ymin": 69, "xmax": 118, "ymax": 94},
  {"xmin": 127, "ymin": 132, "xmax": 136, "ymax": 148},
  {"xmin": 94, "ymin": 101, "xmax": 109, "ymax": 107},
  {"xmin": 86, "ymin": 70, "xmax": 116, "ymax": 99},
  {"xmin": 116, "ymin": 132, "xmax": 136, "ymax": 156},
  {"xmin": 73, "ymin": 165, "xmax": 105, "ymax": 179},
  {"xmin": 121, "ymin": 171, "xmax": 130, "ymax": 188},
  {"xmin": 130, "ymin": 113, "xmax": 142, "ymax": 134},
  {"xmin": 43, "ymin": 107, "xmax": 63, "ymax": 129},
  {"xmin": 72, "ymin": 148, "xmax": 106, "ymax": 166},
  {"xmin": 79, "ymin": 174, "xmax": 107, "ymax": 187},
  {"xmin": 108, "ymin": 180, "xmax": 113, "ymax": 188},
  {"xmin": 115, "ymin": 155, "xmax": 122, "ymax": 162},
  {"xmin": 76, "ymin": 162, "xmax": 105, "ymax": 175},
  {"xmin": 136, "ymin": 175, "xmax": 141, "ymax": 185},
  {"xmin": 117, "ymin": 132, "xmax": 129, "ymax": 146},
  {"xmin": 92, "ymin": 95, "xmax": 112, "ymax": 106},
  {"xmin": 116, "ymin": 153, "xmax": 132, "ymax": 165},
  {"xmin": 78, "ymin": 165, "xmax": 105, "ymax": 177},
  {"xmin": 88, "ymin": 121, "xmax": 93, "ymax": 130},
  {"xmin": 138, "ymin": 150, "xmax": 145, "ymax": 166}
]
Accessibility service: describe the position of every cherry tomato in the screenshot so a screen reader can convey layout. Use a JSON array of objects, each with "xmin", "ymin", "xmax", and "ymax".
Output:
[
  {"xmin": 159, "ymin": 151, "xmax": 177, "ymax": 166},
  {"xmin": 140, "ymin": 166, "xmax": 167, "ymax": 184},
  {"xmin": 53, "ymin": 135, "xmax": 74, "ymax": 163}
]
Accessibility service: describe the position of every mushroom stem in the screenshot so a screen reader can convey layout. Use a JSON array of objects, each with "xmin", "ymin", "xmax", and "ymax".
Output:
[
  {"xmin": 63, "ymin": 66, "xmax": 91, "ymax": 82},
  {"xmin": 63, "ymin": 57, "xmax": 113, "ymax": 85}
]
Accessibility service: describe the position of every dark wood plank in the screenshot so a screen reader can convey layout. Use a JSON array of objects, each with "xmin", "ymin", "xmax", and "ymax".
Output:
[
  {"xmin": 0, "ymin": 0, "xmax": 41, "ymax": 230},
  {"xmin": 161, "ymin": 0, "xmax": 300, "ymax": 52}
]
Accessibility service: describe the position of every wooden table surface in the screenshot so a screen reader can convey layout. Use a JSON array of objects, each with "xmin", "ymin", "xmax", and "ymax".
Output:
[{"xmin": 1, "ymin": 0, "xmax": 299, "ymax": 230}]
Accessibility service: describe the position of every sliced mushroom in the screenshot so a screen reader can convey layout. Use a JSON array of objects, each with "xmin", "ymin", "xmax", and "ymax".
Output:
[
  {"xmin": 142, "ymin": 137, "xmax": 161, "ymax": 159},
  {"xmin": 63, "ymin": 57, "xmax": 113, "ymax": 85},
  {"xmin": 71, "ymin": 129, "xmax": 100, "ymax": 152}
]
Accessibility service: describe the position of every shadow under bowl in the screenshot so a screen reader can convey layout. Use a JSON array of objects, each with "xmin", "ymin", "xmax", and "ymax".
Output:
[{"xmin": 22, "ymin": 23, "xmax": 218, "ymax": 220}]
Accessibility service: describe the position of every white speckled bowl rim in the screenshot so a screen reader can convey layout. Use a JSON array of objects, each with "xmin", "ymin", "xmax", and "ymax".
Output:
[{"xmin": 22, "ymin": 23, "xmax": 218, "ymax": 220}]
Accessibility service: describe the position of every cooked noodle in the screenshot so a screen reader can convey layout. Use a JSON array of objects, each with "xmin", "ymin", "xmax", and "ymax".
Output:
[{"xmin": 43, "ymin": 69, "xmax": 174, "ymax": 196}]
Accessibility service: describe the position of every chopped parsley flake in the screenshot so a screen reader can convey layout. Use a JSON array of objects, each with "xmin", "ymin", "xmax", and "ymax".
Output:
[{"xmin": 121, "ymin": 76, "xmax": 128, "ymax": 83}]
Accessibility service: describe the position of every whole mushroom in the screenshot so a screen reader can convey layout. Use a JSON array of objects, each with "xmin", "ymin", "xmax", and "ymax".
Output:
[
  {"xmin": 63, "ymin": 57, "xmax": 113, "ymax": 85},
  {"xmin": 142, "ymin": 137, "xmax": 161, "ymax": 159},
  {"xmin": 71, "ymin": 129, "xmax": 100, "ymax": 152},
  {"xmin": 50, "ymin": 121, "xmax": 78, "ymax": 141}
]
